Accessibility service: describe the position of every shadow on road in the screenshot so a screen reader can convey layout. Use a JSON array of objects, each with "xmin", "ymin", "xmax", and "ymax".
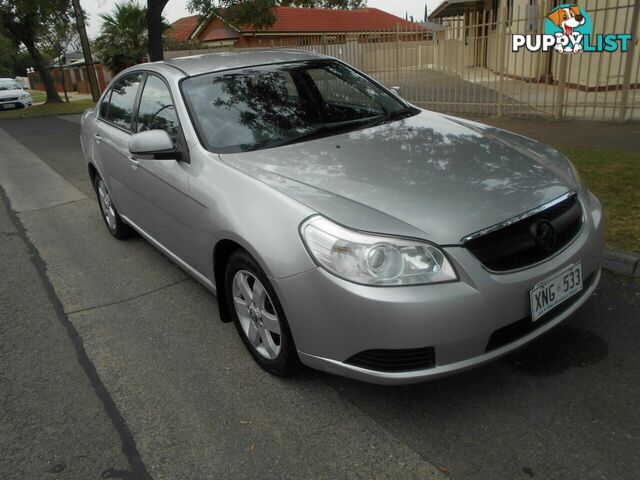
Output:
[{"xmin": 320, "ymin": 273, "xmax": 639, "ymax": 479}]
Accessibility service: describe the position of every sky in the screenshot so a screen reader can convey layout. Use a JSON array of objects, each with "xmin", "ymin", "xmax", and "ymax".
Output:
[{"xmin": 83, "ymin": 0, "xmax": 442, "ymax": 37}]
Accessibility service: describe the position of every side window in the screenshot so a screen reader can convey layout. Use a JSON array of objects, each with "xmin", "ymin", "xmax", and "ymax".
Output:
[
  {"xmin": 136, "ymin": 75, "xmax": 179, "ymax": 142},
  {"xmin": 99, "ymin": 90, "xmax": 111, "ymax": 119},
  {"xmin": 283, "ymin": 72, "xmax": 299, "ymax": 101},
  {"xmin": 106, "ymin": 74, "xmax": 142, "ymax": 131}
]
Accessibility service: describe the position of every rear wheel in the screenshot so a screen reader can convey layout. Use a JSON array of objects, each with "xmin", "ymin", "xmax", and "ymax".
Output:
[
  {"xmin": 93, "ymin": 174, "xmax": 132, "ymax": 240},
  {"xmin": 225, "ymin": 250, "xmax": 301, "ymax": 376}
]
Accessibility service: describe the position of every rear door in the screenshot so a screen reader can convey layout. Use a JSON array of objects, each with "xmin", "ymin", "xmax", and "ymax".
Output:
[{"xmin": 93, "ymin": 73, "xmax": 143, "ymax": 215}]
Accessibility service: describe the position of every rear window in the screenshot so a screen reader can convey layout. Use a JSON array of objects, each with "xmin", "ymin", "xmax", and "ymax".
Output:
[
  {"xmin": 181, "ymin": 61, "xmax": 408, "ymax": 153},
  {"xmin": 104, "ymin": 74, "xmax": 142, "ymax": 131}
]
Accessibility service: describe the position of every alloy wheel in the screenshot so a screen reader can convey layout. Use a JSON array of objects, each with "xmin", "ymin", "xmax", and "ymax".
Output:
[
  {"xmin": 97, "ymin": 179, "xmax": 117, "ymax": 231},
  {"xmin": 232, "ymin": 270, "xmax": 282, "ymax": 360}
]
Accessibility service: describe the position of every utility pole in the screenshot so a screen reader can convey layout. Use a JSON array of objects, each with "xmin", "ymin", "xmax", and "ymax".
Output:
[{"xmin": 72, "ymin": 0, "xmax": 100, "ymax": 102}]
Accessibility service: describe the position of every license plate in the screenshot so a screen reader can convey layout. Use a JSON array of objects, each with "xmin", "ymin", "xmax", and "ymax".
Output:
[
  {"xmin": 530, "ymin": 262, "xmax": 583, "ymax": 321},
  {"xmin": 2, "ymin": 103, "xmax": 14, "ymax": 109}
]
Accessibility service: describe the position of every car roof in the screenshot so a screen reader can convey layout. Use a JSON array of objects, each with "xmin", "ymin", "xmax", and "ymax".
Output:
[{"xmin": 162, "ymin": 49, "xmax": 329, "ymax": 77}]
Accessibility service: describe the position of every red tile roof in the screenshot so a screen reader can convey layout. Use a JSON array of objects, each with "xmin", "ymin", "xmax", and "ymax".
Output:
[
  {"xmin": 169, "ymin": 7, "xmax": 425, "ymax": 41},
  {"xmin": 167, "ymin": 15, "xmax": 200, "ymax": 41},
  {"xmin": 238, "ymin": 7, "xmax": 424, "ymax": 33}
]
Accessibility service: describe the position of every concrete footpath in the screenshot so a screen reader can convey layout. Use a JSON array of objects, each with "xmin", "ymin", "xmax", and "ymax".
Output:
[{"xmin": 0, "ymin": 116, "xmax": 446, "ymax": 480}]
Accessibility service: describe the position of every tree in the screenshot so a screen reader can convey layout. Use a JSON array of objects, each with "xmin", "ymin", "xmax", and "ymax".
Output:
[
  {"xmin": 0, "ymin": 0, "xmax": 72, "ymax": 103},
  {"xmin": 284, "ymin": 0, "xmax": 366, "ymax": 9},
  {"xmin": 72, "ymin": 0, "xmax": 100, "ymax": 101},
  {"xmin": 0, "ymin": 31, "xmax": 17, "ymax": 77},
  {"xmin": 148, "ymin": 0, "xmax": 169, "ymax": 61},
  {"xmin": 13, "ymin": 51, "xmax": 35, "ymax": 77},
  {"xmin": 164, "ymin": 35, "xmax": 202, "ymax": 52},
  {"xmin": 187, "ymin": 0, "xmax": 367, "ymax": 30},
  {"xmin": 41, "ymin": 15, "xmax": 77, "ymax": 102},
  {"xmin": 95, "ymin": 2, "xmax": 165, "ymax": 74}
]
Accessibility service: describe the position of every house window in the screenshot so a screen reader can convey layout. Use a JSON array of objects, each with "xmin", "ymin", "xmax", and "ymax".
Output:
[
  {"xmin": 491, "ymin": 0, "xmax": 513, "ymax": 29},
  {"xmin": 491, "ymin": 0, "xmax": 498, "ymax": 30},
  {"xmin": 506, "ymin": 0, "xmax": 514, "ymax": 26},
  {"xmin": 526, "ymin": 0, "xmax": 538, "ymax": 31}
]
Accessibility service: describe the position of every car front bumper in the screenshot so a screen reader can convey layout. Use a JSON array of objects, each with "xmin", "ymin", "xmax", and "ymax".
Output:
[
  {"xmin": 271, "ymin": 191, "xmax": 604, "ymax": 385},
  {"xmin": 0, "ymin": 97, "xmax": 32, "ymax": 110}
]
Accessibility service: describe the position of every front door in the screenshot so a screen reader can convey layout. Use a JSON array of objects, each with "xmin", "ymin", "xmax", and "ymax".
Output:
[{"xmin": 124, "ymin": 73, "xmax": 193, "ymax": 265}]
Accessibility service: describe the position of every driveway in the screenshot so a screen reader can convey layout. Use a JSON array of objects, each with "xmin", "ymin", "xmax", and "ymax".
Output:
[
  {"xmin": 371, "ymin": 69, "xmax": 542, "ymax": 117},
  {"xmin": 1, "ymin": 115, "xmax": 639, "ymax": 479}
]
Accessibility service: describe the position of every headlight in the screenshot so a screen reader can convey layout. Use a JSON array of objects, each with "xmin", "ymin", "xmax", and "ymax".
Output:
[
  {"xmin": 20, "ymin": 92, "xmax": 29, "ymax": 99},
  {"xmin": 300, "ymin": 216, "xmax": 457, "ymax": 286}
]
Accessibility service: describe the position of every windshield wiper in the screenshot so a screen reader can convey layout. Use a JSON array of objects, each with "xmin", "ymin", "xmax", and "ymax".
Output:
[
  {"xmin": 270, "ymin": 118, "xmax": 377, "ymax": 148},
  {"xmin": 248, "ymin": 110, "xmax": 414, "ymax": 151},
  {"xmin": 366, "ymin": 109, "xmax": 414, "ymax": 128}
]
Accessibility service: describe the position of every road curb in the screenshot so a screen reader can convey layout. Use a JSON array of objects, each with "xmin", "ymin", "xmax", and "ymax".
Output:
[{"xmin": 603, "ymin": 248, "xmax": 640, "ymax": 277}]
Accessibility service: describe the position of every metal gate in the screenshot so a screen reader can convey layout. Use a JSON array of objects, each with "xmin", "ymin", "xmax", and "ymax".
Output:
[{"xmin": 165, "ymin": 0, "xmax": 640, "ymax": 121}]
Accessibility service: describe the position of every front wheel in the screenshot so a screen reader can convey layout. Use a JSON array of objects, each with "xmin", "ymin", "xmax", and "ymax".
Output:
[{"xmin": 225, "ymin": 250, "xmax": 301, "ymax": 377}]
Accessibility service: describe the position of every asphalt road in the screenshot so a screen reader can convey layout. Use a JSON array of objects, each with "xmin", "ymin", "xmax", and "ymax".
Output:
[{"xmin": 1, "ymin": 114, "xmax": 639, "ymax": 480}]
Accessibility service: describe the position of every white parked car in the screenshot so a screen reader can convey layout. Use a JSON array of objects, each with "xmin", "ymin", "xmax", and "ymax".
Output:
[{"xmin": 0, "ymin": 78, "xmax": 32, "ymax": 110}]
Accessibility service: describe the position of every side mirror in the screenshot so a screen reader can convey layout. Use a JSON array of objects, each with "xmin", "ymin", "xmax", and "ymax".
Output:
[
  {"xmin": 129, "ymin": 130, "xmax": 177, "ymax": 160},
  {"xmin": 390, "ymin": 86, "xmax": 402, "ymax": 98}
]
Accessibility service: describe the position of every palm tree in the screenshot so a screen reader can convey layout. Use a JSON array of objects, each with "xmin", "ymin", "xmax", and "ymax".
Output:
[{"xmin": 95, "ymin": 2, "xmax": 151, "ymax": 74}]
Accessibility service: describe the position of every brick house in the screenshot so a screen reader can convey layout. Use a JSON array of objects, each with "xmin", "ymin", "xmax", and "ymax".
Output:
[{"xmin": 167, "ymin": 6, "xmax": 428, "ymax": 48}]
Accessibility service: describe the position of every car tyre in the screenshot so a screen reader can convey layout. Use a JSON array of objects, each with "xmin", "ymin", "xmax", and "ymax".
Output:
[
  {"xmin": 225, "ymin": 250, "xmax": 302, "ymax": 377},
  {"xmin": 93, "ymin": 173, "xmax": 132, "ymax": 240}
]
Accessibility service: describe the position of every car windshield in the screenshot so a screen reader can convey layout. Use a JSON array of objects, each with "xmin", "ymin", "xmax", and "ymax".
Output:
[
  {"xmin": 181, "ymin": 60, "xmax": 413, "ymax": 153},
  {"xmin": 0, "ymin": 80, "xmax": 22, "ymax": 91}
]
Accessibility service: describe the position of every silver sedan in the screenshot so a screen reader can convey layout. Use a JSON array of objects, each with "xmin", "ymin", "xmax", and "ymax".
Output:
[{"xmin": 80, "ymin": 51, "xmax": 604, "ymax": 385}]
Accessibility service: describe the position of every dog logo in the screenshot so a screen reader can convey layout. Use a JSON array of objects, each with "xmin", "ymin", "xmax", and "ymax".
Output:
[
  {"xmin": 513, "ymin": 4, "xmax": 631, "ymax": 54},
  {"xmin": 545, "ymin": 3, "xmax": 592, "ymax": 53}
]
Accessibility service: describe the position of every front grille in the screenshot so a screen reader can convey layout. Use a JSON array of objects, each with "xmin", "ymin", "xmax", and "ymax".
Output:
[
  {"xmin": 345, "ymin": 346, "xmax": 436, "ymax": 372},
  {"xmin": 463, "ymin": 193, "xmax": 583, "ymax": 272},
  {"xmin": 1, "ymin": 97, "xmax": 19, "ymax": 102},
  {"xmin": 485, "ymin": 271, "xmax": 595, "ymax": 352}
]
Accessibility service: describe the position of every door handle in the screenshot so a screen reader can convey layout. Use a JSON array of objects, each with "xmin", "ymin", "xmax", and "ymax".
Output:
[
  {"xmin": 94, "ymin": 133, "xmax": 101, "ymax": 143},
  {"xmin": 127, "ymin": 155, "xmax": 140, "ymax": 170}
]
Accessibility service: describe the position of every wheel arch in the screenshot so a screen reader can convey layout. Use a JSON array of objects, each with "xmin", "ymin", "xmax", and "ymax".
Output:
[
  {"xmin": 87, "ymin": 162, "xmax": 98, "ymax": 188},
  {"xmin": 212, "ymin": 230, "xmax": 297, "ymax": 323},
  {"xmin": 213, "ymin": 238, "xmax": 269, "ymax": 323}
]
